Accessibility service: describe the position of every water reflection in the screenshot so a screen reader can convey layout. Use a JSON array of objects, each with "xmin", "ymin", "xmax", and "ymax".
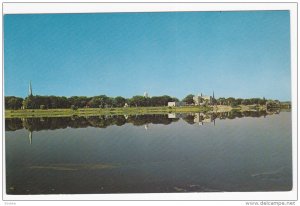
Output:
[
  {"xmin": 6, "ymin": 110, "xmax": 281, "ymax": 133},
  {"xmin": 5, "ymin": 109, "xmax": 292, "ymax": 194},
  {"xmin": 28, "ymin": 131, "xmax": 32, "ymax": 145}
]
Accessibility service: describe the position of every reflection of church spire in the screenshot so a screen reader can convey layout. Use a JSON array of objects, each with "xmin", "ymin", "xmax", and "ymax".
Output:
[
  {"xmin": 144, "ymin": 124, "xmax": 149, "ymax": 130},
  {"xmin": 29, "ymin": 131, "xmax": 32, "ymax": 145},
  {"xmin": 29, "ymin": 81, "xmax": 33, "ymax": 96}
]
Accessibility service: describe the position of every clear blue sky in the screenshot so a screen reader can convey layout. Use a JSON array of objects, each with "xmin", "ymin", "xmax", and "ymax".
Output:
[{"xmin": 4, "ymin": 11, "xmax": 291, "ymax": 101}]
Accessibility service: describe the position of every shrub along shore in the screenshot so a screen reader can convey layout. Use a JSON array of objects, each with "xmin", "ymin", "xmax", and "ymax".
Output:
[{"xmin": 5, "ymin": 105, "xmax": 268, "ymax": 119}]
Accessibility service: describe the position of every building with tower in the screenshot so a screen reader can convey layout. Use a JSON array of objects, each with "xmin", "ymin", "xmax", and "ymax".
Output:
[
  {"xmin": 193, "ymin": 92, "xmax": 216, "ymax": 105},
  {"xmin": 22, "ymin": 81, "xmax": 34, "ymax": 109}
]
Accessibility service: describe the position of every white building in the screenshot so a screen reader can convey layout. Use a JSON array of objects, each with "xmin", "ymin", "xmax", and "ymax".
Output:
[
  {"xmin": 193, "ymin": 93, "xmax": 214, "ymax": 105},
  {"xmin": 144, "ymin": 92, "xmax": 149, "ymax": 98},
  {"xmin": 168, "ymin": 102, "xmax": 176, "ymax": 107},
  {"xmin": 168, "ymin": 101, "xmax": 186, "ymax": 107}
]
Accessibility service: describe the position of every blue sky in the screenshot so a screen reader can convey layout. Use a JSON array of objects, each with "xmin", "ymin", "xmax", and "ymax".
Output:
[{"xmin": 4, "ymin": 11, "xmax": 291, "ymax": 100}]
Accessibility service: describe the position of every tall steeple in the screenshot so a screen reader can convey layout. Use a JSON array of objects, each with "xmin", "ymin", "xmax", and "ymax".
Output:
[
  {"xmin": 213, "ymin": 91, "xmax": 215, "ymax": 99},
  {"xmin": 29, "ymin": 81, "xmax": 33, "ymax": 96}
]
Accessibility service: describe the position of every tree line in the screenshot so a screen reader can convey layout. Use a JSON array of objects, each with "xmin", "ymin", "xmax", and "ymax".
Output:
[
  {"xmin": 5, "ymin": 94, "xmax": 275, "ymax": 110},
  {"xmin": 5, "ymin": 95, "xmax": 179, "ymax": 110},
  {"xmin": 182, "ymin": 94, "xmax": 271, "ymax": 106}
]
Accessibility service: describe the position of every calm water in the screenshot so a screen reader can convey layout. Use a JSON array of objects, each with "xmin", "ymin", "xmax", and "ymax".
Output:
[{"xmin": 5, "ymin": 111, "xmax": 292, "ymax": 194}]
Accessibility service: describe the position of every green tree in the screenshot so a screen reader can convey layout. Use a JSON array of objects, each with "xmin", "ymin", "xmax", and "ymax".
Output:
[
  {"xmin": 235, "ymin": 98, "xmax": 243, "ymax": 105},
  {"xmin": 114, "ymin": 96, "xmax": 126, "ymax": 107},
  {"xmin": 88, "ymin": 97, "xmax": 102, "ymax": 108},
  {"xmin": 22, "ymin": 96, "xmax": 34, "ymax": 109},
  {"xmin": 69, "ymin": 96, "xmax": 91, "ymax": 108},
  {"xmin": 5, "ymin": 96, "xmax": 23, "ymax": 109},
  {"xmin": 258, "ymin": 97, "xmax": 267, "ymax": 105},
  {"xmin": 129, "ymin": 96, "xmax": 146, "ymax": 107},
  {"xmin": 183, "ymin": 94, "xmax": 194, "ymax": 105},
  {"xmin": 217, "ymin": 97, "xmax": 226, "ymax": 105},
  {"xmin": 241, "ymin": 99, "xmax": 251, "ymax": 105},
  {"xmin": 226, "ymin": 97, "xmax": 236, "ymax": 105}
]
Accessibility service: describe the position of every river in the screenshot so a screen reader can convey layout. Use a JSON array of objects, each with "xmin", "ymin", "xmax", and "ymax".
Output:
[{"xmin": 5, "ymin": 110, "xmax": 292, "ymax": 194}]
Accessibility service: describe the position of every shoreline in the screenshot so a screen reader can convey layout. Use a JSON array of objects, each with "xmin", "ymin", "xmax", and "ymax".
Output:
[{"xmin": 4, "ymin": 105, "xmax": 274, "ymax": 119}]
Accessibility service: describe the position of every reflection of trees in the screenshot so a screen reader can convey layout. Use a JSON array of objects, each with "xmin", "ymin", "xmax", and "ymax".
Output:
[
  {"xmin": 127, "ymin": 114, "xmax": 178, "ymax": 126},
  {"xmin": 5, "ymin": 111, "xmax": 279, "ymax": 132},
  {"xmin": 5, "ymin": 114, "xmax": 179, "ymax": 131},
  {"xmin": 84, "ymin": 115, "xmax": 127, "ymax": 128},
  {"xmin": 216, "ymin": 110, "xmax": 269, "ymax": 119},
  {"xmin": 182, "ymin": 115, "xmax": 195, "ymax": 124},
  {"xmin": 22, "ymin": 118, "xmax": 68, "ymax": 131},
  {"xmin": 5, "ymin": 118, "xmax": 23, "ymax": 131},
  {"xmin": 266, "ymin": 108, "xmax": 281, "ymax": 114},
  {"xmin": 242, "ymin": 110, "xmax": 268, "ymax": 117},
  {"xmin": 230, "ymin": 111, "xmax": 244, "ymax": 118},
  {"xmin": 112, "ymin": 116, "xmax": 127, "ymax": 126},
  {"xmin": 181, "ymin": 110, "xmax": 274, "ymax": 125}
]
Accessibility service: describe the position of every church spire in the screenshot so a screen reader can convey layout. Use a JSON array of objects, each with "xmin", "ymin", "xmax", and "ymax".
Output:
[{"xmin": 29, "ymin": 81, "xmax": 33, "ymax": 96}]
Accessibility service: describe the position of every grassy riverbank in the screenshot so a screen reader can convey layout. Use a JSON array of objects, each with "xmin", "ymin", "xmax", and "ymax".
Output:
[
  {"xmin": 4, "ymin": 104, "xmax": 271, "ymax": 119},
  {"xmin": 212, "ymin": 105, "xmax": 267, "ymax": 112},
  {"xmin": 5, "ymin": 106, "xmax": 213, "ymax": 118}
]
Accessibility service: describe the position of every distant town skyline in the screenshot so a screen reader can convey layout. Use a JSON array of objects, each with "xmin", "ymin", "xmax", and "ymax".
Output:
[{"xmin": 4, "ymin": 11, "xmax": 291, "ymax": 101}]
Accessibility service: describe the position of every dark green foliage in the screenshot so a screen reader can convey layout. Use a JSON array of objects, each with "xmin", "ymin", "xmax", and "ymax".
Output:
[
  {"xmin": 71, "ymin": 105, "xmax": 78, "ymax": 110},
  {"xmin": 182, "ymin": 94, "xmax": 194, "ymax": 105},
  {"xmin": 69, "ymin": 96, "xmax": 91, "ymax": 108},
  {"xmin": 5, "ymin": 114, "xmax": 180, "ymax": 131},
  {"xmin": 5, "ymin": 96, "xmax": 23, "ymax": 109},
  {"xmin": 5, "ymin": 94, "xmax": 277, "ymax": 110},
  {"xmin": 217, "ymin": 97, "xmax": 269, "ymax": 106},
  {"xmin": 126, "ymin": 95, "xmax": 178, "ymax": 107},
  {"xmin": 22, "ymin": 95, "xmax": 70, "ymax": 109},
  {"xmin": 113, "ymin": 96, "xmax": 126, "ymax": 107}
]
